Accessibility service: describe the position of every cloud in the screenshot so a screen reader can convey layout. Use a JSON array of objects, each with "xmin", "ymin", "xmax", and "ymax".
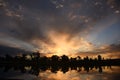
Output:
[
  {"xmin": 100, "ymin": 44, "xmax": 120, "ymax": 52},
  {"xmin": 0, "ymin": 0, "xmax": 120, "ymax": 57},
  {"xmin": 0, "ymin": 0, "xmax": 92, "ymax": 48},
  {"xmin": 0, "ymin": 45, "xmax": 31, "ymax": 56},
  {"xmin": 75, "ymin": 44, "xmax": 120, "ymax": 58},
  {"xmin": 0, "ymin": 0, "xmax": 116, "ymax": 39}
]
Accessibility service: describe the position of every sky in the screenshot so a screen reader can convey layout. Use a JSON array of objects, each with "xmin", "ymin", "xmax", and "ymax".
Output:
[{"xmin": 0, "ymin": 0, "xmax": 120, "ymax": 58}]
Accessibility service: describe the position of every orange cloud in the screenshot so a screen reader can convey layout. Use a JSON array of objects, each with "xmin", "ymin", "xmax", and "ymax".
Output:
[{"xmin": 34, "ymin": 31, "xmax": 95, "ymax": 57}]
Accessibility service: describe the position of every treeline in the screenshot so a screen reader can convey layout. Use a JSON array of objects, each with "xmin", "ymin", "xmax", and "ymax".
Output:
[
  {"xmin": 0, "ymin": 52, "xmax": 120, "ymax": 75},
  {"xmin": 0, "ymin": 52, "xmax": 120, "ymax": 66}
]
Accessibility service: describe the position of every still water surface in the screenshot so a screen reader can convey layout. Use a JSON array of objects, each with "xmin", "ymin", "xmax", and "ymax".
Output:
[{"xmin": 0, "ymin": 66, "xmax": 120, "ymax": 80}]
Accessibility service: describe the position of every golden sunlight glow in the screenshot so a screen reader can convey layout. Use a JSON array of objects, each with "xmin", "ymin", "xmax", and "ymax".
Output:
[{"xmin": 33, "ymin": 31, "xmax": 94, "ymax": 56}]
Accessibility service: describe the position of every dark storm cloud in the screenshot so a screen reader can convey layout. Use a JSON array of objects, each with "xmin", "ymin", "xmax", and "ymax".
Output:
[
  {"xmin": 4, "ymin": 0, "xmax": 58, "ymax": 14},
  {"xmin": 0, "ymin": 45, "xmax": 31, "ymax": 56},
  {"xmin": 107, "ymin": 0, "xmax": 120, "ymax": 9},
  {"xmin": 0, "ymin": 0, "xmax": 53, "ymax": 44},
  {"xmin": 0, "ymin": 0, "xmax": 120, "ymax": 53},
  {"xmin": 0, "ymin": 0, "xmax": 118, "ymax": 37}
]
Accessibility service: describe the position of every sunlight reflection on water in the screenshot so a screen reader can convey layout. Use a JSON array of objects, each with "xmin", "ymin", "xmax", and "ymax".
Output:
[
  {"xmin": 0, "ymin": 66, "xmax": 120, "ymax": 80},
  {"xmin": 37, "ymin": 66, "xmax": 120, "ymax": 80}
]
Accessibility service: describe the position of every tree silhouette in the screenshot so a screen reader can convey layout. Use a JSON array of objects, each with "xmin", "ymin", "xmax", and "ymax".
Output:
[
  {"xmin": 98, "ymin": 55, "xmax": 102, "ymax": 61},
  {"xmin": 0, "ymin": 53, "xmax": 120, "ymax": 76}
]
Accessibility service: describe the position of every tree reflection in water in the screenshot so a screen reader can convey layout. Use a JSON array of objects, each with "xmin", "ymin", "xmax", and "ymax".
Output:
[
  {"xmin": 0, "ymin": 53, "xmax": 120, "ymax": 76},
  {"xmin": 0, "ymin": 63, "xmax": 112, "ymax": 76}
]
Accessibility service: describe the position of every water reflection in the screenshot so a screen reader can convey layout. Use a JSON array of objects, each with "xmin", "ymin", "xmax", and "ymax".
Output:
[
  {"xmin": 0, "ymin": 64, "xmax": 112, "ymax": 75},
  {"xmin": 38, "ymin": 66, "xmax": 120, "ymax": 80},
  {"xmin": 0, "ymin": 64, "xmax": 120, "ymax": 80}
]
